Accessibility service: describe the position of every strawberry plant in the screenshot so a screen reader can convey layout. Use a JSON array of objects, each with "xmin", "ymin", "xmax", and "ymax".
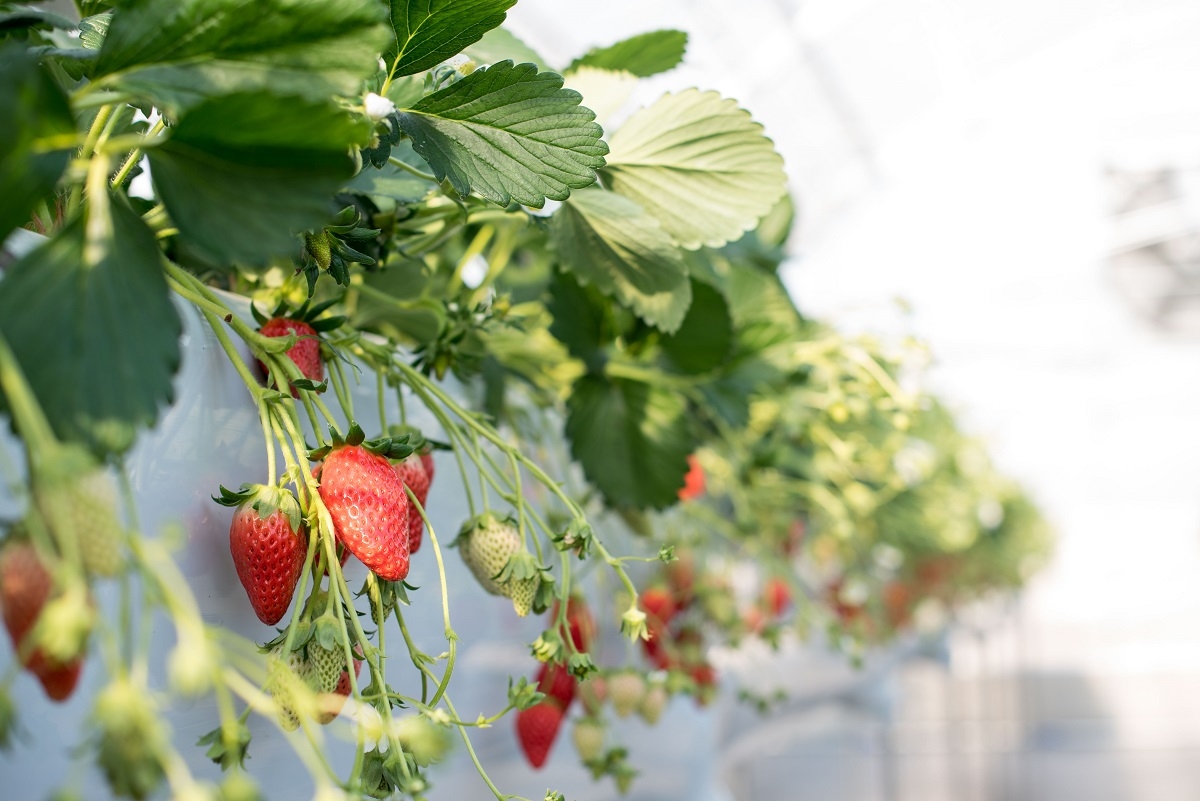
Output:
[{"xmin": 0, "ymin": 1, "xmax": 1051, "ymax": 800}]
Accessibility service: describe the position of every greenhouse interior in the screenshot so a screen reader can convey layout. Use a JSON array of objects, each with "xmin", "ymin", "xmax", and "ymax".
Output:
[{"xmin": 2, "ymin": 0, "xmax": 1200, "ymax": 799}]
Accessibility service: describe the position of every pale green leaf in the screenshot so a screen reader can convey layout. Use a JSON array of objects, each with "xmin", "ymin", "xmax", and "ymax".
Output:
[
  {"xmin": 396, "ymin": 60, "xmax": 607, "ymax": 207},
  {"xmin": 389, "ymin": 0, "xmax": 515, "ymax": 77},
  {"xmin": 149, "ymin": 92, "xmax": 371, "ymax": 265},
  {"xmin": 0, "ymin": 45, "xmax": 75, "ymax": 242},
  {"xmin": 566, "ymin": 29, "xmax": 687, "ymax": 78},
  {"xmin": 549, "ymin": 187, "xmax": 690, "ymax": 333},
  {"xmin": 563, "ymin": 65, "xmax": 637, "ymax": 128},
  {"xmin": 565, "ymin": 374, "xmax": 694, "ymax": 510},
  {"xmin": 93, "ymin": 0, "xmax": 390, "ymax": 113},
  {"xmin": 463, "ymin": 26, "xmax": 547, "ymax": 70},
  {"xmin": 0, "ymin": 197, "xmax": 181, "ymax": 456},
  {"xmin": 602, "ymin": 89, "xmax": 787, "ymax": 250}
]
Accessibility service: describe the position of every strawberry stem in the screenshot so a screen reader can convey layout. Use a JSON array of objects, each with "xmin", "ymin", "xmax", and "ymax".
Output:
[
  {"xmin": 375, "ymin": 369, "xmax": 387, "ymax": 434},
  {"xmin": 0, "ymin": 330, "xmax": 59, "ymax": 460}
]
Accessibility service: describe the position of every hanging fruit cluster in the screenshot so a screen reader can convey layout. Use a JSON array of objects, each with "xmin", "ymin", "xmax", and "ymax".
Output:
[{"xmin": 0, "ymin": 1, "xmax": 1050, "ymax": 799}]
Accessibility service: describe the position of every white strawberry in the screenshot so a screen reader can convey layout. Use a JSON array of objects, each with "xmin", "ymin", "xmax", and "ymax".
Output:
[
  {"xmin": 456, "ymin": 514, "xmax": 520, "ymax": 596},
  {"xmin": 608, "ymin": 671, "xmax": 645, "ymax": 719},
  {"xmin": 572, "ymin": 717, "xmax": 605, "ymax": 762}
]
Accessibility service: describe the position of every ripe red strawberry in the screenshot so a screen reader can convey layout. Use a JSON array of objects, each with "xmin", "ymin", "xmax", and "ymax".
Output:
[
  {"xmin": 221, "ymin": 486, "xmax": 306, "ymax": 626},
  {"xmin": 664, "ymin": 551, "xmax": 696, "ymax": 608},
  {"xmin": 743, "ymin": 605, "xmax": 765, "ymax": 634},
  {"xmin": 419, "ymin": 449, "xmax": 435, "ymax": 484},
  {"xmin": 883, "ymin": 581, "xmax": 912, "ymax": 628},
  {"xmin": 554, "ymin": 596, "xmax": 596, "ymax": 653},
  {"xmin": 516, "ymin": 701, "xmax": 563, "ymax": 769},
  {"xmin": 641, "ymin": 633, "xmax": 673, "ymax": 670},
  {"xmin": 393, "ymin": 455, "xmax": 430, "ymax": 554},
  {"xmin": 641, "ymin": 587, "xmax": 676, "ymax": 636},
  {"xmin": 259, "ymin": 317, "xmax": 321, "ymax": 381},
  {"xmin": 690, "ymin": 663, "xmax": 716, "ymax": 707},
  {"xmin": 677, "ymin": 454, "xmax": 705, "ymax": 501},
  {"xmin": 536, "ymin": 661, "xmax": 576, "ymax": 709},
  {"xmin": 763, "ymin": 578, "xmax": 792, "ymax": 617},
  {"xmin": 257, "ymin": 318, "xmax": 322, "ymax": 397},
  {"xmin": 315, "ymin": 427, "xmax": 412, "ymax": 582},
  {"xmin": 0, "ymin": 538, "xmax": 83, "ymax": 701}
]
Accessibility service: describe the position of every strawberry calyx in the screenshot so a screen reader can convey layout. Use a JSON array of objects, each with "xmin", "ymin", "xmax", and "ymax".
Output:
[
  {"xmin": 496, "ymin": 550, "xmax": 553, "ymax": 617},
  {"xmin": 250, "ymin": 295, "xmax": 347, "ymax": 335},
  {"xmin": 386, "ymin": 424, "xmax": 451, "ymax": 458},
  {"xmin": 212, "ymin": 483, "xmax": 303, "ymax": 533},
  {"xmin": 307, "ymin": 422, "xmax": 413, "ymax": 462}
]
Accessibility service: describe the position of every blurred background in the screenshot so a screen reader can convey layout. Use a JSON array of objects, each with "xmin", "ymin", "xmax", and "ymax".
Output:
[{"xmin": 507, "ymin": 1, "xmax": 1200, "ymax": 799}]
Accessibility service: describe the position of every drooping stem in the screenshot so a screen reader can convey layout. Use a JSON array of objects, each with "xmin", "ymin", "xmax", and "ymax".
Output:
[{"xmin": 110, "ymin": 117, "xmax": 166, "ymax": 189}]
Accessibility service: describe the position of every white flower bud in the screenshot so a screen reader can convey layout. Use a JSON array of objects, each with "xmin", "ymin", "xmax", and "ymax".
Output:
[{"xmin": 364, "ymin": 92, "xmax": 396, "ymax": 122}]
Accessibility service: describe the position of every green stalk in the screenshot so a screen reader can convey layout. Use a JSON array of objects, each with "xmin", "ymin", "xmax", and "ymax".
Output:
[
  {"xmin": 110, "ymin": 117, "xmax": 167, "ymax": 189},
  {"xmin": 0, "ymin": 330, "xmax": 58, "ymax": 460},
  {"xmin": 388, "ymin": 155, "xmax": 437, "ymax": 183},
  {"xmin": 66, "ymin": 103, "xmax": 116, "ymax": 215}
]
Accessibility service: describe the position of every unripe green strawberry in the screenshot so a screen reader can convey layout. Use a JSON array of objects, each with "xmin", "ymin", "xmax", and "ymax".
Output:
[
  {"xmin": 305, "ymin": 230, "xmax": 332, "ymax": 270},
  {"xmin": 637, "ymin": 684, "xmax": 668, "ymax": 724},
  {"xmin": 92, "ymin": 679, "xmax": 167, "ymax": 801},
  {"xmin": 456, "ymin": 514, "xmax": 520, "ymax": 596},
  {"xmin": 577, "ymin": 675, "xmax": 606, "ymax": 715},
  {"xmin": 265, "ymin": 646, "xmax": 310, "ymax": 732},
  {"xmin": 509, "ymin": 575, "xmax": 538, "ymax": 617},
  {"xmin": 614, "ymin": 768, "xmax": 635, "ymax": 794},
  {"xmin": 318, "ymin": 659, "xmax": 362, "ymax": 725},
  {"xmin": 571, "ymin": 717, "xmax": 604, "ymax": 762},
  {"xmin": 35, "ymin": 464, "xmax": 123, "ymax": 577},
  {"xmin": 306, "ymin": 643, "xmax": 345, "ymax": 694},
  {"xmin": 608, "ymin": 671, "xmax": 645, "ymax": 719}
]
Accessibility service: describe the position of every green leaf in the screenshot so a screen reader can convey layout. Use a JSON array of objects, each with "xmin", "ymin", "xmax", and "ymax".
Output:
[
  {"xmin": 0, "ymin": 197, "xmax": 181, "ymax": 456},
  {"xmin": 566, "ymin": 30, "xmax": 687, "ymax": 78},
  {"xmin": 352, "ymin": 261, "xmax": 446, "ymax": 344},
  {"xmin": 396, "ymin": 60, "xmax": 607, "ymax": 207},
  {"xmin": 0, "ymin": 9, "xmax": 76, "ymax": 35},
  {"xmin": 463, "ymin": 26, "xmax": 547, "ymax": 70},
  {"xmin": 0, "ymin": 45, "xmax": 75, "ymax": 242},
  {"xmin": 78, "ymin": 13, "xmax": 112, "ymax": 51},
  {"xmin": 548, "ymin": 187, "xmax": 690, "ymax": 333},
  {"xmin": 93, "ymin": 0, "xmax": 390, "ymax": 113},
  {"xmin": 602, "ymin": 89, "xmax": 787, "ymax": 250},
  {"xmin": 546, "ymin": 269, "xmax": 608, "ymax": 365},
  {"xmin": 344, "ymin": 143, "xmax": 435, "ymax": 203},
  {"xmin": 660, "ymin": 280, "xmax": 732, "ymax": 374},
  {"xmin": 149, "ymin": 92, "xmax": 371, "ymax": 266},
  {"xmin": 388, "ymin": 0, "xmax": 516, "ymax": 77},
  {"xmin": 343, "ymin": 162, "xmax": 432, "ymax": 203},
  {"xmin": 565, "ymin": 373, "xmax": 693, "ymax": 510}
]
